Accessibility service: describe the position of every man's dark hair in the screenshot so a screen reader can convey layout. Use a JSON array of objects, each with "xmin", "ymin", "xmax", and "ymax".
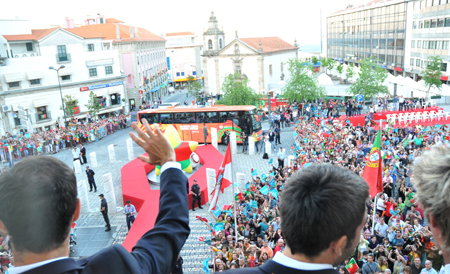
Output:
[
  {"xmin": 280, "ymin": 164, "xmax": 369, "ymax": 258},
  {"xmin": 0, "ymin": 156, "xmax": 77, "ymax": 253}
]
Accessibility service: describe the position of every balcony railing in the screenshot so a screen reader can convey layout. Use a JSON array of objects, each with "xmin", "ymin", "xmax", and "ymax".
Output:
[
  {"xmin": 35, "ymin": 111, "xmax": 52, "ymax": 123},
  {"xmin": 55, "ymin": 53, "xmax": 72, "ymax": 64}
]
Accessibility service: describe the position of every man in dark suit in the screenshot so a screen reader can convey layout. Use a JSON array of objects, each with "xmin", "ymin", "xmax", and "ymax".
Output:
[
  {"xmin": 80, "ymin": 144, "xmax": 87, "ymax": 165},
  {"xmin": 86, "ymin": 166, "xmax": 97, "ymax": 192},
  {"xmin": 0, "ymin": 120, "xmax": 190, "ymax": 274},
  {"xmin": 99, "ymin": 194, "xmax": 111, "ymax": 232},
  {"xmin": 228, "ymin": 164, "xmax": 369, "ymax": 273}
]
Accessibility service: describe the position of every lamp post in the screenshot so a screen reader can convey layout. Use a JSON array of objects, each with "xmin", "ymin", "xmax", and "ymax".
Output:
[{"xmin": 49, "ymin": 65, "xmax": 67, "ymax": 129}]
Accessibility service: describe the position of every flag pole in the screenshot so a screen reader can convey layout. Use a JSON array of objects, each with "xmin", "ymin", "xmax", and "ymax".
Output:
[
  {"xmin": 231, "ymin": 148, "xmax": 238, "ymax": 244},
  {"xmin": 372, "ymin": 194, "xmax": 378, "ymax": 236}
]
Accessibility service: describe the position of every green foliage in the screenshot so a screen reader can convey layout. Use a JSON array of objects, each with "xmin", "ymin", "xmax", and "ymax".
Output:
[
  {"xmin": 336, "ymin": 63, "xmax": 344, "ymax": 74},
  {"xmin": 421, "ymin": 55, "xmax": 443, "ymax": 101},
  {"xmin": 282, "ymin": 58, "xmax": 326, "ymax": 102},
  {"xmin": 186, "ymin": 75, "xmax": 203, "ymax": 101},
  {"xmin": 311, "ymin": 56, "xmax": 319, "ymax": 65},
  {"xmin": 85, "ymin": 91, "xmax": 102, "ymax": 118},
  {"xmin": 218, "ymin": 73, "xmax": 262, "ymax": 106},
  {"xmin": 346, "ymin": 58, "xmax": 389, "ymax": 101},
  {"xmin": 328, "ymin": 59, "xmax": 336, "ymax": 70},
  {"xmin": 346, "ymin": 63, "xmax": 355, "ymax": 80},
  {"xmin": 60, "ymin": 94, "xmax": 78, "ymax": 118}
]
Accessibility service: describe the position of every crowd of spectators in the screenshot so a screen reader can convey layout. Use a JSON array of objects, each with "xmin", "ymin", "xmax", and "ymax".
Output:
[
  {"xmin": 0, "ymin": 114, "xmax": 129, "ymax": 164},
  {"xmin": 202, "ymin": 100, "xmax": 446, "ymax": 273},
  {"xmin": 0, "ymin": 236, "xmax": 14, "ymax": 273}
]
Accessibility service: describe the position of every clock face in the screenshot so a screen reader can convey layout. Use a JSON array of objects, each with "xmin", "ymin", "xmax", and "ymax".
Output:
[{"xmin": 370, "ymin": 152, "xmax": 380, "ymax": 162}]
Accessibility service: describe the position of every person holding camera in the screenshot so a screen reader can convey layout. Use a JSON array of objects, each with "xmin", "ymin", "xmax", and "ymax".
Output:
[{"xmin": 123, "ymin": 200, "xmax": 136, "ymax": 232}]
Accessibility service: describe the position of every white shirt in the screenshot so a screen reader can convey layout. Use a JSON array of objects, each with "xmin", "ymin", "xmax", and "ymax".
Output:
[
  {"xmin": 8, "ymin": 257, "xmax": 67, "ymax": 274},
  {"xmin": 273, "ymin": 252, "xmax": 333, "ymax": 270}
]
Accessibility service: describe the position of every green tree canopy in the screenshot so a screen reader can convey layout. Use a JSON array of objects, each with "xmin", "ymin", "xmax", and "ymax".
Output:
[
  {"xmin": 85, "ymin": 90, "xmax": 102, "ymax": 120},
  {"xmin": 421, "ymin": 55, "xmax": 443, "ymax": 101},
  {"xmin": 186, "ymin": 75, "xmax": 203, "ymax": 102},
  {"xmin": 311, "ymin": 56, "xmax": 319, "ymax": 65},
  {"xmin": 336, "ymin": 63, "xmax": 344, "ymax": 75},
  {"xmin": 282, "ymin": 58, "xmax": 326, "ymax": 102},
  {"xmin": 60, "ymin": 94, "xmax": 78, "ymax": 118},
  {"xmin": 218, "ymin": 73, "xmax": 261, "ymax": 106},
  {"xmin": 346, "ymin": 58, "xmax": 389, "ymax": 102},
  {"xmin": 346, "ymin": 63, "xmax": 355, "ymax": 80}
]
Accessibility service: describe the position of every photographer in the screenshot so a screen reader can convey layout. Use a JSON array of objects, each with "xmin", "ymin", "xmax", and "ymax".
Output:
[{"xmin": 123, "ymin": 200, "xmax": 137, "ymax": 232}]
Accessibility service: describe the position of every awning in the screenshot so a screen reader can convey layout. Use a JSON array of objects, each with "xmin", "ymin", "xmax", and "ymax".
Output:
[
  {"xmin": 108, "ymin": 87, "xmax": 122, "ymax": 95},
  {"xmin": 3, "ymin": 73, "xmax": 23, "ymax": 83},
  {"xmin": 151, "ymin": 86, "xmax": 161, "ymax": 93},
  {"xmin": 394, "ymin": 67, "xmax": 403, "ymax": 72},
  {"xmin": 441, "ymin": 76, "xmax": 449, "ymax": 81},
  {"xmin": 58, "ymin": 68, "xmax": 74, "ymax": 76},
  {"xmin": 174, "ymin": 77, "xmax": 203, "ymax": 82},
  {"xmin": 33, "ymin": 119, "xmax": 55, "ymax": 128},
  {"xmin": 98, "ymin": 105, "xmax": 123, "ymax": 115},
  {"xmin": 12, "ymin": 104, "xmax": 29, "ymax": 111},
  {"xmin": 33, "ymin": 99, "xmax": 49, "ymax": 108},
  {"xmin": 26, "ymin": 71, "xmax": 44, "ymax": 80}
]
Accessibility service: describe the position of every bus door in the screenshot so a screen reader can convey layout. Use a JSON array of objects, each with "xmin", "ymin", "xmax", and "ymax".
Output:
[{"xmin": 175, "ymin": 113, "xmax": 194, "ymax": 141}]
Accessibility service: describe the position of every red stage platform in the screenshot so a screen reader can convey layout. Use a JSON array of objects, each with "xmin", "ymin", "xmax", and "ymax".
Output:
[{"xmin": 120, "ymin": 145, "xmax": 223, "ymax": 251}]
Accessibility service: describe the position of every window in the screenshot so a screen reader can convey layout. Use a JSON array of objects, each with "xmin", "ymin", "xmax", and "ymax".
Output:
[
  {"xmin": 426, "ymin": 0, "xmax": 433, "ymax": 6},
  {"xmin": 442, "ymin": 63, "xmax": 448, "ymax": 72},
  {"xmin": 89, "ymin": 68, "xmax": 97, "ymax": 77},
  {"xmin": 100, "ymin": 18, "xmax": 104, "ymax": 24},
  {"xmin": 181, "ymin": 72, "xmax": 185, "ymax": 76},
  {"xmin": 8, "ymin": 82, "xmax": 20, "ymax": 89},
  {"xmin": 387, "ymin": 39, "xmax": 395, "ymax": 49},
  {"xmin": 411, "ymin": 40, "xmax": 416, "ymax": 48},
  {"xmin": 57, "ymin": 45, "xmax": 68, "ymax": 61},
  {"xmin": 13, "ymin": 111, "xmax": 21, "ymax": 126},
  {"xmin": 423, "ymin": 40, "xmax": 429, "ymax": 49},
  {"xmin": 30, "ymin": 79, "xmax": 40, "ymax": 85},
  {"xmin": 281, "ymin": 62, "xmax": 284, "ymax": 72},
  {"xmin": 269, "ymin": 64, "xmax": 273, "ymax": 75},
  {"xmin": 192, "ymin": 71, "xmax": 196, "ymax": 75},
  {"xmin": 430, "ymin": 41, "xmax": 436, "ymax": 49},
  {"xmin": 437, "ymin": 41, "xmax": 443, "ymax": 49},
  {"xmin": 416, "ymin": 59, "xmax": 421, "ymax": 66},
  {"xmin": 105, "ymin": 66, "xmax": 113, "ymax": 75},
  {"xmin": 424, "ymin": 20, "xmax": 430, "ymax": 28},
  {"xmin": 413, "ymin": 21, "xmax": 417, "ymax": 29},
  {"xmin": 88, "ymin": 44, "xmax": 95, "ymax": 51},
  {"xmin": 208, "ymin": 39, "xmax": 212, "ymax": 49},
  {"xmin": 196, "ymin": 112, "xmax": 217, "ymax": 123},
  {"xmin": 444, "ymin": 41, "xmax": 449, "ymax": 49},
  {"xmin": 431, "ymin": 19, "xmax": 437, "ymax": 28},
  {"xmin": 26, "ymin": 43, "xmax": 33, "ymax": 51},
  {"xmin": 419, "ymin": 21, "xmax": 424, "ymax": 28},
  {"xmin": 61, "ymin": 75, "xmax": 71, "ymax": 81},
  {"xmin": 176, "ymin": 72, "xmax": 180, "ymax": 77},
  {"xmin": 418, "ymin": 40, "xmax": 422, "ymax": 48},
  {"xmin": 219, "ymin": 38, "xmax": 222, "ymax": 49},
  {"xmin": 36, "ymin": 106, "xmax": 48, "ymax": 121},
  {"xmin": 411, "ymin": 58, "xmax": 415, "ymax": 66},
  {"xmin": 396, "ymin": 39, "xmax": 404, "ymax": 50},
  {"xmin": 379, "ymin": 39, "xmax": 386, "ymax": 49},
  {"xmin": 438, "ymin": 18, "xmax": 445, "ymax": 27},
  {"xmin": 446, "ymin": 18, "xmax": 450, "ymax": 27}
]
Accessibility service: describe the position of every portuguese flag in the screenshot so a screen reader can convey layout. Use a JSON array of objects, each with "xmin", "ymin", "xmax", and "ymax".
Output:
[
  {"xmin": 346, "ymin": 258, "xmax": 359, "ymax": 274},
  {"xmin": 362, "ymin": 129, "xmax": 383, "ymax": 198}
]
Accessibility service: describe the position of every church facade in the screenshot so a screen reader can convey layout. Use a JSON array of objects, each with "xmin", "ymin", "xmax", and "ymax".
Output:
[{"xmin": 201, "ymin": 12, "xmax": 299, "ymax": 96}]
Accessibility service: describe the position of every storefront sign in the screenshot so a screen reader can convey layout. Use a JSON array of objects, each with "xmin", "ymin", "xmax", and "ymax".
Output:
[{"xmin": 80, "ymin": 81, "xmax": 122, "ymax": 92}]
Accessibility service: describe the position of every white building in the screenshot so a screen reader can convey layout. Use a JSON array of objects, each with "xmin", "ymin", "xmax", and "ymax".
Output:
[
  {"xmin": 164, "ymin": 31, "xmax": 203, "ymax": 87},
  {"xmin": 77, "ymin": 17, "xmax": 168, "ymax": 108},
  {"xmin": 201, "ymin": 12, "xmax": 298, "ymax": 96},
  {"xmin": 0, "ymin": 19, "xmax": 125, "ymax": 135}
]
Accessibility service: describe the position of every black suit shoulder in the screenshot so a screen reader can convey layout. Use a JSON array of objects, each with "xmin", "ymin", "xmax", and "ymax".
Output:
[{"xmin": 225, "ymin": 260, "xmax": 340, "ymax": 274}]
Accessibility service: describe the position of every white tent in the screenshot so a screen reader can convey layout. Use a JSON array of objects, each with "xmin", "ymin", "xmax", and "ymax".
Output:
[
  {"xmin": 317, "ymin": 73, "xmax": 334, "ymax": 86},
  {"xmin": 441, "ymin": 84, "xmax": 450, "ymax": 96}
]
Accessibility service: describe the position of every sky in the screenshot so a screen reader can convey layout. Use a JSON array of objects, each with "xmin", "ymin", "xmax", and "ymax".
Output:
[{"xmin": 0, "ymin": 0, "xmax": 368, "ymax": 49}]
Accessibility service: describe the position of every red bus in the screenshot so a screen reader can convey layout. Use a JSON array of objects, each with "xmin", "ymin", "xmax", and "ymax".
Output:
[{"xmin": 137, "ymin": 105, "xmax": 262, "ymax": 144}]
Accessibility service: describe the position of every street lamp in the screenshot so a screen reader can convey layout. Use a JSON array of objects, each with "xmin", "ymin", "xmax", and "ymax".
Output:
[{"xmin": 49, "ymin": 65, "xmax": 67, "ymax": 129}]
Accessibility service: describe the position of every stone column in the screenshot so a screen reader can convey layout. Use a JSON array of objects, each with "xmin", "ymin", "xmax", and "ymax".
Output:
[
  {"xmin": 257, "ymin": 55, "xmax": 264, "ymax": 94},
  {"xmin": 230, "ymin": 132, "xmax": 237, "ymax": 155},
  {"xmin": 203, "ymin": 59, "xmax": 209, "ymax": 96},
  {"xmin": 235, "ymin": 172, "xmax": 246, "ymax": 191},
  {"xmin": 89, "ymin": 152, "xmax": 98, "ymax": 168},
  {"xmin": 248, "ymin": 137, "xmax": 255, "ymax": 155},
  {"xmin": 211, "ymin": 127, "xmax": 218, "ymax": 149},
  {"xmin": 74, "ymin": 159, "xmax": 81, "ymax": 174},
  {"xmin": 265, "ymin": 142, "xmax": 272, "ymax": 155},
  {"xmin": 206, "ymin": 168, "xmax": 216, "ymax": 209},
  {"xmin": 108, "ymin": 144, "xmax": 115, "ymax": 163},
  {"xmin": 126, "ymin": 138, "xmax": 134, "ymax": 161},
  {"xmin": 215, "ymin": 58, "xmax": 220, "ymax": 95},
  {"xmin": 102, "ymin": 173, "xmax": 116, "ymax": 211},
  {"xmin": 77, "ymin": 180, "xmax": 91, "ymax": 214}
]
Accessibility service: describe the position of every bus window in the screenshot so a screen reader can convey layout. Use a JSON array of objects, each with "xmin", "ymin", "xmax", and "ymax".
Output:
[
  {"xmin": 206, "ymin": 112, "xmax": 218, "ymax": 123},
  {"xmin": 219, "ymin": 112, "xmax": 229, "ymax": 123},
  {"xmin": 173, "ymin": 113, "xmax": 183, "ymax": 124},
  {"xmin": 180, "ymin": 112, "xmax": 195, "ymax": 124},
  {"xmin": 197, "ymin": 112, "xmax": 217, "ymax": 123},
  {"xmin": 140, "ymin": 113, "xmax": 158, "ymax": 124},
  {"xmin": 251, "ymin": 115, "xmax": 262, "ymax": 132},
  {"xmin": 131, "ymin": 112, "xmax": 138, "ymax": 123},
  {"xmin": 159, "ymin": 113, "xmax": 173, "ymax": 124}
]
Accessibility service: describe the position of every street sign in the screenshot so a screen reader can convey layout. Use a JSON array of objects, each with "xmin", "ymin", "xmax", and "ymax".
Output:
[
  {"xmin": 357, "ymin": 94, "xmax": 364, "ymax": 102},
  {"xmin": 18, "ymin": 110, "xmax": 27, "ymax": 117}
]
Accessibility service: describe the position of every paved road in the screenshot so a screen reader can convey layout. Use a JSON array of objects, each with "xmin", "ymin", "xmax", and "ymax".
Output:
[{"xmin": 163, "ymin": 89, "xmax": 195, "ymax": 104}]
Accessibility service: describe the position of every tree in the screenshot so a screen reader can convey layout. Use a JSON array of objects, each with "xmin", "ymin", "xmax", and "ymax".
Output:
[
  {"xmin": 328, "ymin": 59, "xmax": 336, "ymax": 71},
  {"xmin": 311, "ymin": 56, "xmax": 319, "ymax": 65},
  {"xmin": 421, "ymin": 55, "xmax": 443, "ymax": 101},
  {"xmin": 218, "ymin": 73, "xmax": 261, "ymax": 106},
  {"xmin": 60, "ymin": 94, "xmax": 78, "ymax": 118},
  {"xmin": 346, "ymin": 63, "xmax": 355, "ymax": 82},
  {"xmin": 85, "ymin": 91, "xmax": 102, "ymax": 120},
  {"xmin": 282, "ymin": 58, "xmax": 326, "ymax": 103},
  {"xmin": 186, "ymin": 75, "xmax": 203, "ymax": 102},
  {"xmin": 336, "ymin": 63, "xmax": 344, "ymax": 75},
  {"xmin": 346, "ymin": 57, "xmax": 389, "ymax": 103}
]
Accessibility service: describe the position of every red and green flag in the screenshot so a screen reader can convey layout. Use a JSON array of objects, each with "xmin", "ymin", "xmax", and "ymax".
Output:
[
  {"xmin": 362, "ymin": 129, "xmax": 384, "ymax": 198},
  {"xmin": 346, "ymin": 258, "xmax": 359, "ymax": 274}
]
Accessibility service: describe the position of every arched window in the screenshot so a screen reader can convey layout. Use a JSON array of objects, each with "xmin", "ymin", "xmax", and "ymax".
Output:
[
  {"xmin": 208, "ymin": 39, "xmax": 213, "ymax": 49},
  {"xmin": 219, "ymin": 38, "xmax": 223, "ymax": 49}
]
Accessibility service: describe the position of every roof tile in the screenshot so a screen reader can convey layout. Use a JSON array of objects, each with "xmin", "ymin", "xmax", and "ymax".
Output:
[
  {"xmin": 239, "ymin": 37, "xmax": 297, "ymax": 53},
  {"xmin": 166, "ymin": 32, "xmax": 195, "ymax": 37}
]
